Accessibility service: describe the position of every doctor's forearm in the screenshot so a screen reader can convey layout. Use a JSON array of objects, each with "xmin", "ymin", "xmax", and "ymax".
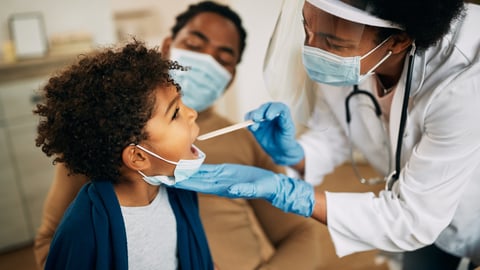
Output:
[{"xmin": 311, "ymin": 190, "xmax": 327, "ymax": 225}]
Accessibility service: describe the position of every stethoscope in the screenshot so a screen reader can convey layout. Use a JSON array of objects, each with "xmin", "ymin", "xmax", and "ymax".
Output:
[{"xmin": 344, "ymin": 44, "xmax": 416, "ymax": 191}]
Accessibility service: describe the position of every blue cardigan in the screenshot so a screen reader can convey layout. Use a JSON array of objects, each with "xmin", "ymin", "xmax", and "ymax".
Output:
[{"xmin": 45, "ymin": 180, "xmax": 213, "ymax": 270}]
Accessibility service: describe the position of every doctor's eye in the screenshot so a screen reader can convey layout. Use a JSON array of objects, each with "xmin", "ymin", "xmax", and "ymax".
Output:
[{"xmin": 325, "ymin": 38, "xmax": 349, "ymax": 52}]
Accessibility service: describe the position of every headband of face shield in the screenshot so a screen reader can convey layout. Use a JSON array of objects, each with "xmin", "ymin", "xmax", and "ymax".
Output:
[
  {"xmin": 302, "ymin": 0, "xmax": 403, "ymax": 86},
  {"xmin": 135, "ymin": 144, "xmax": 206, "ymax": 186},
  {"xmin": 169, "ymin": 48, "xmax": 232, "ymax": 112},
  {"xmin": 306, "ymin": 0, "xmax": 404, "ymax": 30}
]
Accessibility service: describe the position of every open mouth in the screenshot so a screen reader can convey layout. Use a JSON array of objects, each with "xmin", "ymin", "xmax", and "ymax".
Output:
[{"xmin": 190, "ymin": 145, "xmax": 199, "ymax": 157}]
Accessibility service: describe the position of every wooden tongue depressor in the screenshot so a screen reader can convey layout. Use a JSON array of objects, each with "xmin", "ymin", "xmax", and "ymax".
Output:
[{"xmin": 196, "ymin": 119, "xmax": 256, "ymax": 141}]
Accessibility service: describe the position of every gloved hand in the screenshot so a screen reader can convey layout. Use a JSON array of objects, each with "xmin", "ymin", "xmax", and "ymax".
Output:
[
  {"xmin": 174, "ymin": 163, "xmax": 315, "ymax": 217},
  {"xmin": 245, "ymin": 102, "xmax": 304, "ymax": 166}
]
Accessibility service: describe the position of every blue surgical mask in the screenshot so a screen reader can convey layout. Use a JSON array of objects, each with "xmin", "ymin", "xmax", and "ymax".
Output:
[
  {"xmin": 169, "ymin": 48, "xmax": 232, "ymax": 112},
  {"xmin": 302, "ymin": 38, "xmax": 391, "ymax": 86},
  {"xmin": 135, "ymin": 144, "xmax": 206, "ymax": 186}
]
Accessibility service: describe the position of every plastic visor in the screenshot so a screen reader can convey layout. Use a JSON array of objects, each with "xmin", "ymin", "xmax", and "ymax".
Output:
[
  {"xmin": 304, "ymin": 0, "xmax": 392, "ymax": 53},
  {"xmin": 263, "ymin": 0, "xmax": 402, "ymax": 125},
  {"xmin": 306, "ymin": 0, "xmax": 404, "ymax": 30}
]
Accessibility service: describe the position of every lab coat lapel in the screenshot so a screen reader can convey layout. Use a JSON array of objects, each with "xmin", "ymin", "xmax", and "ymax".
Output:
[
  {"xmin": 389, "ymin": 50, "xmax": 425, "ymax": 164},
  {"xmin": 388, "ymin": 71, "xmax": 407, "ymax": 159}
]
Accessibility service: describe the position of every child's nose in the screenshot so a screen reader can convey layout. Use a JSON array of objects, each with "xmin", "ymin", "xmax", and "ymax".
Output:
[{"xmin": 187, "ymin": 105, "xmax": 198, "ymax": 121}]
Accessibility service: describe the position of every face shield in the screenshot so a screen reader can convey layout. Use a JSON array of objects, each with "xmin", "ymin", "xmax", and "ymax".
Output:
[
  {"xmin": 302, "ymin": 0, "xmax": 404, "ymax": 86},
  {"xmin": 304, "ymin": 0, "xmax": 403, "ymax": 53},
  {"xmin": 263, "ymin": 0, "xmax": 403, "ymax": 124}
]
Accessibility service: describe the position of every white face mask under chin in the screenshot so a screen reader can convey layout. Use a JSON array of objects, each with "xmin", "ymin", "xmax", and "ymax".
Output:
[{"xmin": 135, "ymin": 144, "xmax": 206, "ymax": 186}]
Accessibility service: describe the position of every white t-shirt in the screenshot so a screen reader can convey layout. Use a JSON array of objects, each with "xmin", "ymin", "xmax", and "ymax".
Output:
[{"xmin": 121, "ymin": 185, "xmax": 178, "ymax": 270}]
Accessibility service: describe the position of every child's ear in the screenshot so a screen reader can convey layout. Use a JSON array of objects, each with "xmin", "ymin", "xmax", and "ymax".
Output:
[{"xmin": 122, "ymin": 145, "xmax": 150, "ymax": 171}]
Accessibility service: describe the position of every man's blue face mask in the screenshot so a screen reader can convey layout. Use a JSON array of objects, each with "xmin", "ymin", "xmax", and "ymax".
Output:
[{"xmin": 169, "ymin": 48, "xmax": 232, "ymax": 112}]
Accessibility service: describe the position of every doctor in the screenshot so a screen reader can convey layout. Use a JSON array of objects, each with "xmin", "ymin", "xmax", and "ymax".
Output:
[{"xmin": 175, "ymin": 0, "xmax": 480, "ymax": 269}]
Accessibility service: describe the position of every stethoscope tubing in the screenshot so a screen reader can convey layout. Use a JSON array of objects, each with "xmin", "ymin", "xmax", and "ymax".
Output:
[{"xmin": 345, "ymin": 44, "xmax": 416, "ymax": 190}]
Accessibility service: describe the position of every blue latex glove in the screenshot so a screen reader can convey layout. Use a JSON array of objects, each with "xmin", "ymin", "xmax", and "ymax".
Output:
[
  {"xmin": 245, "ymin": 102, "xmax": 304, "ymax": 166},
  {"xmin": 174, "ymin": 164, "xmax": 315, "ymax": 217}
]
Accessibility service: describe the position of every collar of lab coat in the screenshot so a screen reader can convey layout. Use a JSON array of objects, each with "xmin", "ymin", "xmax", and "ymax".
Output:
[{"xmin": 388, "ymin": 58, "xmax": 410, "ymax": 157}]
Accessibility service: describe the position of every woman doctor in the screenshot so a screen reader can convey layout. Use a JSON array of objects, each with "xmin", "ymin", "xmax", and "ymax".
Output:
[{"xmin": 175, "ymin": 0, "xmax": 480, "ymax": 269}]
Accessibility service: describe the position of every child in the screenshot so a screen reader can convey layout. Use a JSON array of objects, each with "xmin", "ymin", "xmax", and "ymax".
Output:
[
  {"xmin": 34, "ymin": 40, "xmax": 213, "ymax": 270},
  {"xmin": 35, "ymin": 3, "xmax": 324, "ymax": 270}
]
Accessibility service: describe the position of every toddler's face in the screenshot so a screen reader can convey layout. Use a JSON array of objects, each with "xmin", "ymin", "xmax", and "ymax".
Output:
[{"xmin": 142, "ymin": 85, "xmax": 199, "ymax": 175}]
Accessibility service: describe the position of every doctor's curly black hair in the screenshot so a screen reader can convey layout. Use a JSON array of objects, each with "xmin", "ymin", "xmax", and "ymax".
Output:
[{"xmin": 34, "ymin": 40, "xmax": 184, "ymax": 182}]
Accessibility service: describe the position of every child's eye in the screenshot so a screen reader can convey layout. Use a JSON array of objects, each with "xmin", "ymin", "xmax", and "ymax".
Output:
[{"xmin": 172, "ymin": 107, "xmax": 180, "ymax": 120}]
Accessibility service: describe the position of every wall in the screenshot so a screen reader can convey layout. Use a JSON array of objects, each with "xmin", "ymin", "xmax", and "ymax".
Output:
[
  {"xmin": 0, "ymin": 0, "xmax": 116, "ymax": 49},
  {"xmin": 218, "ymin": 0, "xmax": 282, "ymax": 122},
  {"xmin": 0, "ymin": 0, "xmax": 117, "ymax": 251}
]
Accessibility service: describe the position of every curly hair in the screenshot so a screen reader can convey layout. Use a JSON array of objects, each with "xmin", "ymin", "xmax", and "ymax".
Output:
[
  {"xmin": 365, "ymin": 0, "xmax": 465, "ymax": 50},
  {"xmin": 35, "ymin": 40, "xmax": 184, "ymax": 183},
  {"xmin": 170, "ymin": 0, "xmax": 247, "ymax": 62}
]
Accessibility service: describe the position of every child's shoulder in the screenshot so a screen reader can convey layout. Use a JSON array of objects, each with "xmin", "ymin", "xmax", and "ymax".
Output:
[
  {"xmin": 49, "ymin": 183, "xmax": 98, "ymax": 255},
  {"xmin": 47, "ymin": 181, "xmax": 127, "ymax": 268},
  {"xmin": 59, "ymin": 181, "xmax": 116, "ymax": 233},
  {"xmin": 58, "ymin": 183, "xmax": 97, "ymax": 232}
]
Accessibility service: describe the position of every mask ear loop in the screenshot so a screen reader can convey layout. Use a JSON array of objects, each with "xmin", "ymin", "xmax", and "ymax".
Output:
[
  {"xmin": 131, "ymin": 144, "xmax": 177, "ymax": 186},
  {"xmin": 133, "ymin": 144, "xmax": 178, "ymax": 165},
  {"xmin": 360, "ymin": 36, "xmax": 391, "ymax": 60},
  {"xmin": 364, "ymin": 50, "xmax": 392, "ymax": 76},
  {"xmin": 360, "ymin": 36, "xmax": 393, "ymax": 77}
]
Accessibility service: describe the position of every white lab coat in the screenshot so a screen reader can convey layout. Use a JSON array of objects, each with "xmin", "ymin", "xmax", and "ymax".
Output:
[{"xmin": 295, "ymin": 4, "xmax": 480, "ymax": 263}]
